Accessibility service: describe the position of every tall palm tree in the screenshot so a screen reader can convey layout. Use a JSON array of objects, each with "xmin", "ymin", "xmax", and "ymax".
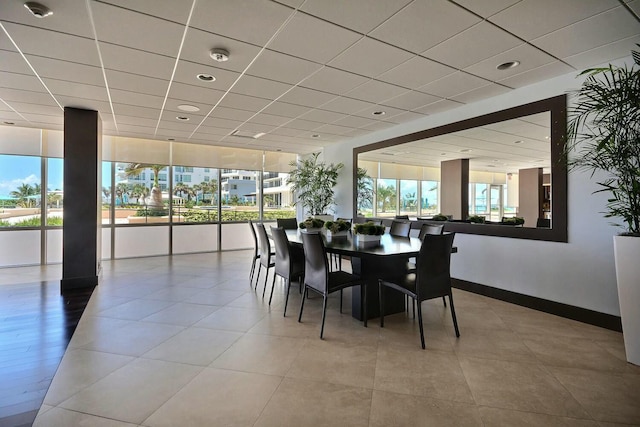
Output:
[
  {"xmin": 115, "ymin": 182, "xmax": 130, "ymax": 206},
  {"xmin": 10, "ymin": 183, "xmax": 37, "ymax": 208},
  {"xmin": 124, "ymin": 164, "xmax": 166, "ymax": 209},
  {"xmin": 131, "ymin": 184, "xmax": 149, "ymax": 205},
  {"xmin": 173, "ymin": 182, "xmax": 188, "ymax": 200},
  {"xmin": 356, "ymin": 167, "xmax": 373, "ymax": 213}
]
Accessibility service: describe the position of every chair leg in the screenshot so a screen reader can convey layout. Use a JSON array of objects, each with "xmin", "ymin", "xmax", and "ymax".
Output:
[
  {"xmin": 416, "ymin": 300, "xmax": 425, "ymax": 349},
  {"xmin": 378, "ymin": 281, "xmax": 384, "ymax": 328},
  {"xmin": 442, "ymin": 296, "xmax": 447, "ymax": 307},
  {"xmin": 262, "ymin": 267, "xmax": 270, "ymax": 298},
  {"xmin": 254, "ymin": 265, "xmax": 262, "ymax": 290},
  {"xmin": 268, "ymin": 273, "xmax": 277, "ymax": 305},
  {"xmin": 363, "ymin": 284, "xmax": 368, "ymax": 328},
  {"xmin": 298, "ymin": 287, "xmax": 308, "ymax": 322},
  {"xmin": 320, "ymin": 294, "xmax": 328, "ymax": 339},
  {"xmin": 339, "ymin": 289, "xmax": 343, "ymax": 313},
  {"xmin": 412, "ymin": 299, "xmax": 415, "ymax": 319},
  {"xmin": 448, "ymin": 293, "xmax": 460, "ymax": 337},
  {"xmin": 283, "ymin": 279, "xmax": 291, "ymax": 317},
  {"xmin": 249, "ymin": 257, "xmax": 257, "ymax": 284}
]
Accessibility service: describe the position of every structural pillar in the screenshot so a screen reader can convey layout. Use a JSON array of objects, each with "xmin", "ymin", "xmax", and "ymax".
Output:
[
  {"xmin": 61, "ymin": 107, "xmax": 101, "ymax": 293},
  {"xmin": 518, "ymin": 167, "xmax": 543, "ymax": 227},
  {"xmin": 440, "ymin": 158, "xmax": 469, "ymax": 220}
]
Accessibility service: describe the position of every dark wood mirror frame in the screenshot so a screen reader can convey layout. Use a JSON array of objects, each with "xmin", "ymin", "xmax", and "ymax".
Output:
[{"xmin": 352, "ymin": 94, "xmax": 567, "ymax": 242}]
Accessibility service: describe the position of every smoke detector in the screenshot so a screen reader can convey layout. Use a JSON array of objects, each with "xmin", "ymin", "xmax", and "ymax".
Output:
[
  {"xmin": 24, "ymin": 2, "xmax": 53, "ymax": 18},
  {"xmin": 209, "ymin": 48, "xmax": 229, "ymax": 62}
]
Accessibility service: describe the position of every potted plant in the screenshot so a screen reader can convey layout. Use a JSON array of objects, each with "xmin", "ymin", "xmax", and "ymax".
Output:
[
  {"xmin": 353, "ymin": 221, "xmax": 385, "ymax": 245},
  {"xmin": 468, "ymin": 215, "xmax": 486, "ymax": 224},
  {"xmin": 298, "ymin": 217, "xmax": 325, "ymax": 232},
  {"xmin": 287, "ymin": 152, "xmax": 343, "ymax": 221},
  {"xmin": 566, "ymin": 45, "xmax": 640, "ymax": 365},
  {"xmin": 431, "ymin": 213, "xmax": 449, "ymax": 221},
  {"xmin": 324, "ymin": 219, "xmax": 351, "ymax": 238},
  {"xmin": 501, "ymin": 217, "xmax": 525, "ymax": 226}
]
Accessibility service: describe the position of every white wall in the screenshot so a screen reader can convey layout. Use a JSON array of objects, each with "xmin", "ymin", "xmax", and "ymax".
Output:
[{"xmin": 324, "ymin": 58, "xmax": 633, "ymax": 316}]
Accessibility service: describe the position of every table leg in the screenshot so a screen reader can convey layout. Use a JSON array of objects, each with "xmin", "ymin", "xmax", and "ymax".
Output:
[{"xmin": 350, "ymin": 257, "xmax": 406, "ymax": 321}]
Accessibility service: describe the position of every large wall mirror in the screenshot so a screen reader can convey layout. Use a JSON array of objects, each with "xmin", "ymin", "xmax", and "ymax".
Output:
[{"xmin": 353, "ymin": 95, "xmax": 567, "ymax": 242}]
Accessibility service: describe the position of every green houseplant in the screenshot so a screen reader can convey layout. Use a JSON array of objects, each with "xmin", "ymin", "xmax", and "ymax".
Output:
[
  {"xmin": 287, "ymin": 152, "xmax": 343, "ymax": 217},
  {"xmin": 324, "ymin": 219, "xmax": 351, "ymax": 237},
  {"xmin": 353, "ymin": 221, "xmax": 385, "ymax": 245},
  {"xmin": 566, "ymin": 45, "xmax": 640, "ymax": 365},
  {"xmin": 298, "ymin": 217, "xmax": 325, "ymax": 231}
]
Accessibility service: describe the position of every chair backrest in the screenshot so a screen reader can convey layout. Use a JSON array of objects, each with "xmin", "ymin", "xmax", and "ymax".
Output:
[
  {"xmin": 271, "ymin": 226, "xmax": 292, "ymax": 277},
  {"xmin": 389, "ymin": 220, "xmax": 411, "ymax": 237},
  {"xmin": 249, "ymin": 219, "xmax": 259, "ymax": 254},
  {"xmin": 301, "ymin": 232, "xmax": 329, "ymax": 293},
  {"xmin": 415, "ymin": 233, "xmax": 455, "ymax": 299},
  {"xmin": 277, "ymin": 217, "xmax": 298, "ymax": 230},
  {"xmin": 395, "ymin": 215, "xmax": 410, "ymax": 220},
  {"xmin": 418, "ymin": 223, "xmax": 444, "ymax": 240},
  {"xmin": 256, "ymin": 223, "xmax": 272, "ymax": 267}
]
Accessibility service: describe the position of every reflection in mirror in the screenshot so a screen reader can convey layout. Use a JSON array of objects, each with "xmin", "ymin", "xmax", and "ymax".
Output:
[{"xmin": 353, "ymin": 95, "xmax": 567, "ymax": 242}]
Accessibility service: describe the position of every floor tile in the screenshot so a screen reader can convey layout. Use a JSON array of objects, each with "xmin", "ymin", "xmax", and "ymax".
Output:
[
  {"xmin": 452, "ymin": 327, "xmax": 538, "ymax": 363},
  {"xmin": 33, "ymin": 407, "xmax": 138, "ymax": 427},
  {"xmin": 79, "ymin": 321, "xmax": 184, "ymax": 356},
  {"xmin": 183, "ymin": 288, "xmax": 245, "ymax": 306},
  {"xmin": 98, "ymin": 298, "xmax": 175, "ymax": 320},
  {"xmin": 194, "ymin": 306, "xmax": 266, "ymax": 332},
  {"xmin": 143, "ymin": 367, "xmax": 281, "ymax": 427},
  {"xmin": 478, "ymin": 406, "xmax": 599, "ymax": 426},
  {"xmin": 254, "ymin": 377, "xmax": 372, "ymax": 427},
  {"xmin": 59, "ymin": 358, "xmax": 202, "ymax": 424},
  {"xmin": 141, "ymin": 302, "xmax": 220, "ymax": 326}
]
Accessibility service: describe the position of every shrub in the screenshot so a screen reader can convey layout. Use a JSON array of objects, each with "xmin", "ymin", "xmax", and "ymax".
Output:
[
  {"xmin": 299, "ymin": 217, "xmax": 325, "ymax": 229},
  {"xmin": 431, "ymin": 214, "xmax": 449, "ymax": 221},
  {"xmin": 324, "ymin": 219, "xmax": 351, "ymax": 233},
  {"xmin": 468, "ymin": 215, "xmax": 485, "ymax": 224},
  {"xmin": 353, "ymin": 221, "xmax": 385, "ymax": 236}
]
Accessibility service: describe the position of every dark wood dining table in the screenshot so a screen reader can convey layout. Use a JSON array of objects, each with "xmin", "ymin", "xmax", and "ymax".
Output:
[{"xmin": 284, "ymin": 229, "xmax": 455, "ymax": 321}]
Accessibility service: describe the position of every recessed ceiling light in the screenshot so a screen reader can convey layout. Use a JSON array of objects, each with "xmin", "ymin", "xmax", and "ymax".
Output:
[
  {"xmin": 197, "ymin": 73, "xmax": 215, "ymax": 82},
  {"xmin": 276, "ymin": 149, "xmax": 282, "ymax": 152},
  {"xmin": 177, "ymin": 104, "xmax": 200, "ymax": 112},
  {"xmin": 176, "ymin": 116, "xmax": 189, "ymax": 121},
  {"xmin": 496, "ymin": 60, "xmax": 520, "ymax": 70},
  {"xmin": 460, "ymin": 149, "xmax": 472, "ymax": 153},
  {"xmin": 372, "ymin": 111, "xmax": 386, "ymax": 116},
  {"xmin": 3, "ymin": 121, "xmax": 15, "ymax": 125},
  {"xmin": 486, "ymin": 164, "xmax": 496, "ymax": 168},
  {"xmin": 440, "ymin": 153, "xmax": 447, "ymax": 156},
  {"xmin": 210, "ymin": 48, "xmax": 229, "ymax": 62},
  {"xmin": 167, "ymin": 138, "xmax": 175, "ymax": 141},
  {"xmin": 514, "ymin": 140, "xmax": 523, "ymax": 144},
  {"xmin": 311, "ymin": 134, "xmax": 320, "ymax": 138},
  {"xmin": 24, "ymin": 2, "xmax": 52, "ymax": 18},
  {"xmin": 545, "ymin": 136, "xmax": 550, "ymax": 139}
]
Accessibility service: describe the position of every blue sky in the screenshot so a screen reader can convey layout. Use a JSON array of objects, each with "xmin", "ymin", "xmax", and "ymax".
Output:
[{"xmin": 0, "ymin": 155, "xmax": 63, "ymax": 198}]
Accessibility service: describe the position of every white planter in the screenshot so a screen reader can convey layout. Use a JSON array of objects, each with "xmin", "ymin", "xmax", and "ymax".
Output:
[
  {"xmin": 355, "ymin": 234, "xmax": 381, "ymax": 247},
  {"xmin": 614, "ymin": 235, "xmax": 640, "ymax": 366},
  {"xmin": 325, "ymin": 230, "xmax": 349, "ymax": 238}
]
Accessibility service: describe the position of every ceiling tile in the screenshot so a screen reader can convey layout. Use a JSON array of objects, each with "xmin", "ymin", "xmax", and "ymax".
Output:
[
  {"xmin": 0, "ymin": 50, "xmax": 33, "ymax": 75},
  {"xmin": 190, "ymin": 0, "xmax": 294, "ymax": 46},
  {"xmin": 116, "ymin": 116, "xmax": 158, "ymax": 127},
  {"xmin": 297, "ymin": 109, "xmax": 345, "ymax": 124},
  {"xmin": 216, "ymin": 93, "xmax": 272, "ymax": 113},
  {"xmin": 498, "ymin": 61, "xmax": 575, "ymax": 88},
  {"xmin": 179, "ymin": 28, "xmax": 263, "ymax": 74},
  {"xmin": 352, "ymin": 104, "xmax": 406, "ymax": 119},
  {"xmin": 423, "ymin": 22, "xmax": 521, "ymax": 69},
  {"xmin": 57, "ymin": 97, "xmax": 111, "ymax": 114},
  {"xmin": 300, "ymin": 0, "xmax": 412, "ymax": 34},
  {"xmin": 370, "ymin": 1, "xmax": 480, "ymax": 53},
  {"xmin": 99, "ymin": 43, "xmax": 175, "ymax": 80},
  {"xmin": 26, "ymin": 56, "xmax": 105, "ymax": 86},
  {"xmin": 489, "ymin": 0, "xmax": 622, "ymax": 41},
  {"xmin": 268, "ymin": 13, "xmax": 361, "ymax": 63},
  {"xmin": 99, "ymin": 0, "xmax": 194, "ymax": 24},
  {"xmin": 201, "ymin": 116, "xmax": 243, "ymax": 130},
  {"xmin": 44, "ymin": 79, "xmax": 108, "ymax": 102},
  {"xmin": 0, "ymin": 72, "xmax": 47, "ymax": 92},
  {"xmin": 381, "ymin": 91, "xmax": 440, "ymax": 110},
  {"xmin": 313, "ymin": 123, "xmax": 355, "ymax": 135},
  {"xmin": 105, "ymin": 70, "xmax": 168, "ymax": 96},
  {"xmin": 418, "ymin": 71, "xmax": 488, "ymax": 98},
  {"xmin": 112, "ymin": 103, "xmax": 159, "ymax": 120},
  {"xmin": 463, "ymin": 44, "xmax": 556, "ymax": 82},
  {"xmin": 282, "ymin": 119, "xmax": 322, "ymax": 131},
  {"xmin": 247, "ymin": 50, "xmax": 323, "ymax": 84},
  {"xmin": 277, "ymin": 87, "xmax": 336, "ymax": 108},
  {"xmin": 1, "ymin": 0, "xmax": 94, "ymax": 38},
  {"xmin": 449, "ymin": 0, "xmax": 521, "ymax": 18},
  {"xmin": 269, "ymin": 127, "xmax": 304, "ymax": 137},
  {"xmin": 320, "ymin": 96, "xmax": 371, "ymax": 115},
  {"xmin": 412, "ymin": 99, "xmax": 464, "ymax": 115},
  {"xmin": 0, "ymin": 87, "xmax": 58, "ymax": 105},
  {"xmin": 230, "ymin": 75, "xmax": 291, "ymax": 99},
  {"xmin": 207, "ymin": 106, "xmax": 256, "ymax": 122},
  {"xmin": 329, "ymin": 37, "xmax": 413, "ymax": 78},
  {"xmin": 449, "ymin": 83, "xmax": 512, "ymax": 104},
  {"xmin": 562, "ymin": 35, "xmax": 640, "ymax": 69},
  {"xmin": 3, "ymin": 101, "xmax": 61, "ymax": 117},
  {"xmin": 299, "ymin": 67, "xmax": 369, "ymax": 94},
  {"xmin": 531, "ymin": 6, "xmax": 640, "ymax": 59},
  {"xmin": 261, "ymin": 101, "xmax": 311, "ymax": 118},
  {"xmin": 345, "ymin": 80, "xmax": 408, "ymax": 104},
  {"xmin": 377, "ymin": 56, "xmax": 456, "ymax": 89},
  {"xmin": 248, "ymin": 113, "xmax": 293, "ymax": 127},
  {"xmin": 2, "ymin": 23, "xmax": 100, "ymax": 66},
  {"xmin": 91, "ymin": 2, "xmax": 184, "ymax": 57},
  {"xmin": 333, "ymin": 115, "xmax": 380, "ymax": 128},
  {"xmin": 165, "ymin": 82, "xmax": 224, "ymax": 106},
  {"xmin": 109, "ymin": 89, "xmax": 162, "ymax": 110},
  {"xmin": 172, "ymin": 59, "xmax": 240, "ymax": 92},
  {"xmin": 21, "ymin": 113, "xmax": 64, "ymax": 125},
  {"xmin": 385, "ymin": 111, "xmax": 427, "ymax": 124}
]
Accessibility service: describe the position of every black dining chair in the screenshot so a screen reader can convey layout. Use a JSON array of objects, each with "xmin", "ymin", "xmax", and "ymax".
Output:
[
  {"xmin": 409, "ymin": 222, "xmax": 447, "ymax": 313},
  {"xmin": 379, "ymin": 233, "xmax": 459, "ymax": 349},
  {"xmin": 298, "ymin": 232, "xmax": 365, "ymax": 338},
  {"xmin": 277, "ymin": 217, "xmax": 298, "ymax": 230},
  {"xmin": 248, "ymin": 220, "xmax": 260, "ymax": 286},
  {"xmin": 270, "ymin": 226, "xmax": 305, "ymax": 316},
  {"xmin": 254, "ymin": 223, "xmax": 275, "ymax": 296},
  {"xmin": 389, "ymin": 220, "xmax": 411, "ymax": 237},
  {"xmin": 331, "ymin": 218, "xmax": 352, "ymax": 270},
  {"xmin": 395, "ymin": 214, "xmax": 410, "ymax": 220}
]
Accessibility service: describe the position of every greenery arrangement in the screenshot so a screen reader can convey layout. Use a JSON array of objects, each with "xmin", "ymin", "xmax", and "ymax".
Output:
[
  {"xmin": 353, "ymin": 221, "xmax": 385, "ymax": 236},
  {"xmin": 468, "ymin": 215, "xmax": 486, "ymax": 224},
  {"xmin": 356, "ymin": 168, "xmax": 374, "ymax": 214},
  {"xmin": 287, "ymin": 152, "xmax": 343, "ymax": 216},
  {"xmin": 324, "ymin": 219, "xmax": 351, "ymax": 233},
  {"xmin": 431, "ymin": 214, "xmax": 449, "ymax": 221},
  {"xmin": 299, "ymin": 217, "xmax": 325, "ymax": 229},
  {"xmin": 502, "ymin": 217, "xmax": 525, "ymax": 225},
  {"xmin": 566, "ymin": 45, "xmax": 640, "ymax": 236}
]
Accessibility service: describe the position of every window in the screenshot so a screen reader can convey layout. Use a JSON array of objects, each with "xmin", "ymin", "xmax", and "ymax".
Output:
[
  {"xmin": 222, "ymin": 170, "xmax": 258, "ymax": 222},
  {"xmin": 46, "ymin": 158, "xmax": 63, "ymax": 226},
  {"xmin": 0, "ymin": 154, "xmax": 42, "ymax": 227},
  {"xmin": 376, "ymin": 179, "xmax": 397, "ymax": 218},
  {"xmin": 420, "ymin": 181, "xmax": 439, "ymax": 216},
  {"xmin": 399, "ymin": 180, "xmax": 418, "ymax": 217},
  {"xmin": 263, "ymin": 171, "xmax": 294, "ymax": 219},
  {"xmin": 172, "ymin": 165, "xmax": 218, "ymax": 223}
]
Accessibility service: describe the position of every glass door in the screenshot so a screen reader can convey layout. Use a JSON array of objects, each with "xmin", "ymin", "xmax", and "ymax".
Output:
[{"xmin": 489, "ymin": 184, "xmax": 503, "ymax": 222}]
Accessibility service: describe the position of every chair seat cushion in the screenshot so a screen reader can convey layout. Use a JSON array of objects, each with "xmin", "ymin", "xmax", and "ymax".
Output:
[
  {"xmin": 380, "ymin": 273, "xmax": 417, "ymax": 298},
  {"xmin": 327, "ymin": 271, "xmax": 361, "ymax": 293}
]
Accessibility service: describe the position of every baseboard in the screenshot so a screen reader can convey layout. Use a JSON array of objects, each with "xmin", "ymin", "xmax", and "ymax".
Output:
[{"xmin": 452, "ymin": 278, "xmax": 622, "ymax": 332}]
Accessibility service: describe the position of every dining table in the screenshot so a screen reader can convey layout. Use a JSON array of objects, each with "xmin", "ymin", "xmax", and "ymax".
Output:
[{"xmin": 284, "ymin": 229, "xmax": 457, "ymax": 321}]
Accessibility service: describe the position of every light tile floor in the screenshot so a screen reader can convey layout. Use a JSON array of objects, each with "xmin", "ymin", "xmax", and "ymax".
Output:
[{"xmin": 29, "ymin": 251, "xmax": 639, "ymax": 426}]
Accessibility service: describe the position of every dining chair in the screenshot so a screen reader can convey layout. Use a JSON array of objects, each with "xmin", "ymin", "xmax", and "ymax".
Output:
[
  {"xmin": 379, "ymin": 233, "xmax": 459, "ymax": 349},
  {"xmin": 248, "ymin": 220, "xmax": 260, "ymax": 286},
  {"xmin": 255, "ymin": 223, "xmax": 275, "ymax": 296},
  {"xmin": 298, "ymin": 231, "xmax": 365, "ymax": 338},
  {"xmin": 270, "ymin": 226, "xmax": 304, "ymax": 316},
  {"xmin": 331, "ymin": 217, "xmax": 352, "ymax": 270},
  {"xmin": 395, "ymin": 214, "xmax": 410, "ymax": 220},
  {"xmin": 389, "ymin": 220, "xmax": 411, "ymax": 237},
  {"xmin": 277, "ymin": 217, "xmax": 298, "ymax": 230},
  {"xmin": 409, "ymin": 222, "xmax": 447, "ymax": 312}
]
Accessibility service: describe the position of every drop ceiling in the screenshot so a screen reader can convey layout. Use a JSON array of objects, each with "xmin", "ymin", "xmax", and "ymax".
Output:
[{"xmin": 0, "ymin": 0, "xmax": 638, "ymax": 157}]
